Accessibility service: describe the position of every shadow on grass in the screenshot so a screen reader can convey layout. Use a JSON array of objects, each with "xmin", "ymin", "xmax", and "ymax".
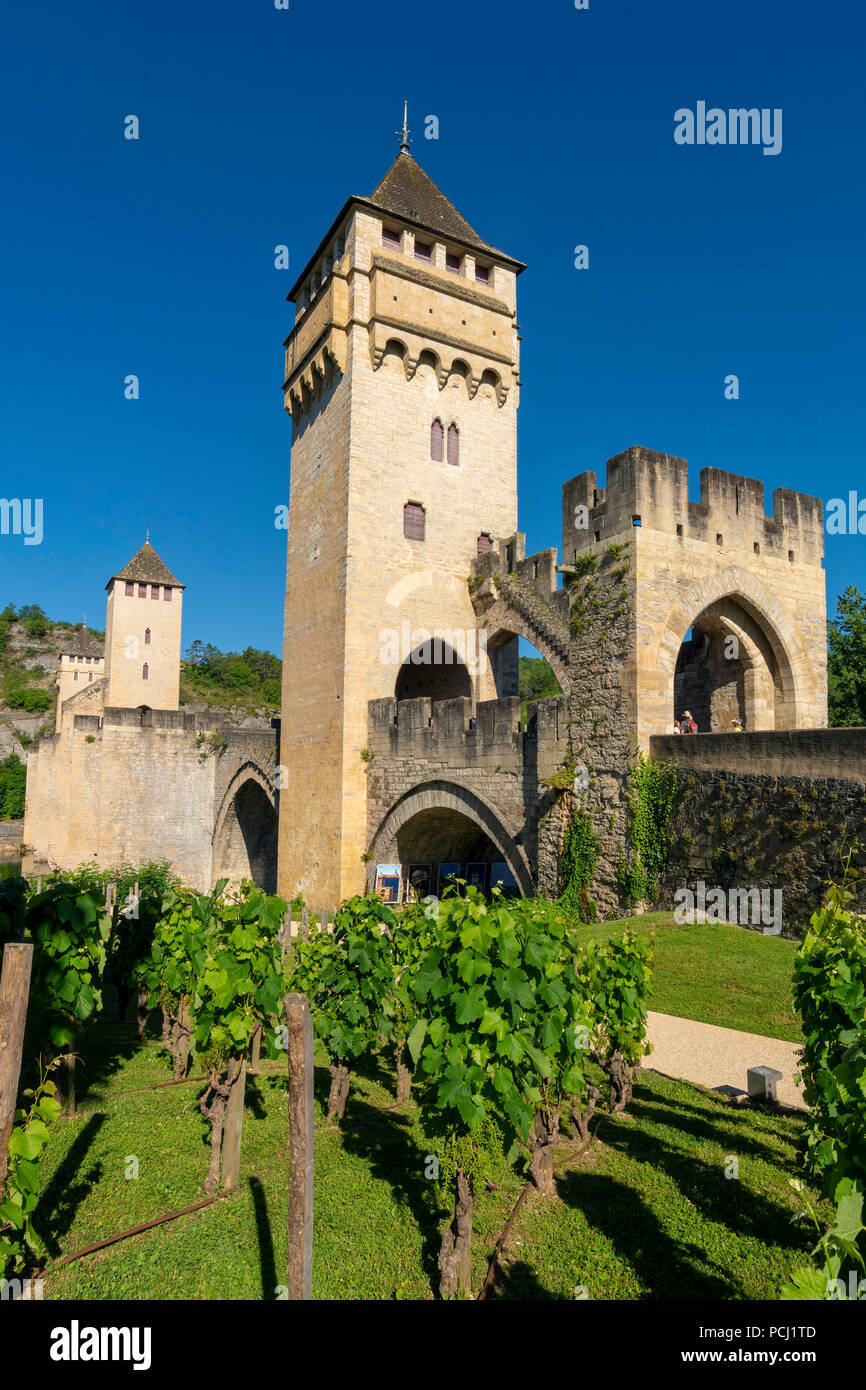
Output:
[
  {"xmin": 488, "ymin": 1260, "xmax": 566, "ymax": 1300},
  {"xmin": 624, "ymin": 1081, "xmax": 802, "ymax": 1167},
  {"xmin": 336, "ymin": 1092, "xmax": 444, "ymax": 1290},
  {"xmin": 31, "ymin": 1113, "xmax": 106, "ymax": 1260},
  {"xmin": 555, "ymin": 1170, "xmax": 738, "ymax": 1299},
  {"xmin": 249, "ymin": 1177, "xmax": 278, "ymax": 1299}
]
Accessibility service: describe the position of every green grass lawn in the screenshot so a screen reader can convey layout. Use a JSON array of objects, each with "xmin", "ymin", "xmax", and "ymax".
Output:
[
  {"xmin": 573, "ymin": 913, "xmax": 801, "ymax": 1042},
  {"xmin": 30, "ymin": 1013, "xmax": 816, "ymax": 1301}
]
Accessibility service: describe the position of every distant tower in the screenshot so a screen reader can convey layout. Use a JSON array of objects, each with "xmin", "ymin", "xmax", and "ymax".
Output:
[
  {"xmin": 55, "ymin": 623, "xmax": 105, "ymax": 726},
  {"xmin": 102, "ymin": 540, "xmax": 184, "ymax": 710},
  {"xmin": 279, "ymin": 131, "xmax": 525, "ymax": 902}
]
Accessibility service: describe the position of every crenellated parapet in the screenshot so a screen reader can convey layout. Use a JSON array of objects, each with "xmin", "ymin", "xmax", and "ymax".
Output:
[{"xmin": 562, "ymin": 445, "xmax": 824, "ymax": 567}]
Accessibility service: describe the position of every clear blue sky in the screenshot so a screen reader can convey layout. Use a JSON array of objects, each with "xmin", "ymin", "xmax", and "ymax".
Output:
[{"xmin": 1, "ymin": 0, "xmax": 863, "ymax": 656}]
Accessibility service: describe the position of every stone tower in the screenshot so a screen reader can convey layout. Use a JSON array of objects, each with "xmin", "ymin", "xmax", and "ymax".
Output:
[
  {"xmin": 102, "ymin": 540, "xmax": 184, "ymax": 711},
  {"xmin": 279, "ymin": 139, "xmax": 525, "ymax": 903},
  {"xmin": 55, "ymin": 624, "xmax": 104, "ymax": 729}
]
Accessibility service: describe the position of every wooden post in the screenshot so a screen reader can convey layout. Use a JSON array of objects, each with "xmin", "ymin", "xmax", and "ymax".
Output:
[
  {"xmin": 0, "ymin": 943, "xmax": 34, "ymax": 1198},
  {"xmin": 250, "ymin": 1023, "xmax": 262, "ymax": 1075},
  {"xmin": 36, "ymin": 876, "xmax": 42, "ymax": 894},
  {"xmin": 136, "ymin": 990, "xmax": 150, "ymax": 1039},
  {"xmin": 319, "ymin": 908, "xmax": 327, "ymax": 934},
  {"xmin": 300, "ymin": 906, "xmax": 309, "ymax": 940},
  {"xmin": 284, "ymin": 992, "xmax": 314, "ymax": 1300},
  {"xmin": 221, "ymin": 1057, "xmax": 247, "ymax": 1191}
]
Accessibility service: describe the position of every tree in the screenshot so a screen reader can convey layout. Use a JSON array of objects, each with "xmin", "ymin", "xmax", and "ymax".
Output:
[
  {"xmin": 518, "ymin": 655, "xmax": 561, "ymax": 703},
  {"xmin": 0, "ymin": 754, "xmax": 26, "ymax": 819},
  {"xmin": 184, "ymin": 640, "xmax": 206, "ymax": 666},
  {"xmin": 828, "ymin": 586, "xmax": 866, "ymax": 727}
]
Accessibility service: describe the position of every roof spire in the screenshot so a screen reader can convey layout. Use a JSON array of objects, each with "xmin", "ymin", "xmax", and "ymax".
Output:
[
  {"xmin": 146, "ymin": 527, "xmax": 150, "ymax": 543},
  {"xmin": 396, "ymin": 100, "xmax": 411, "ymax": 155}
]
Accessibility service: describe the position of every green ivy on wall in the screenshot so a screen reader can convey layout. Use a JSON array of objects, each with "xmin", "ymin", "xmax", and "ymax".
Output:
[
  {"xmin": 558, "ymin": 803, "xmax": 598, "ymax": 922},
  {"xmin": 617, "ymin": 749, "xmax": 678, "ymax": 907}
]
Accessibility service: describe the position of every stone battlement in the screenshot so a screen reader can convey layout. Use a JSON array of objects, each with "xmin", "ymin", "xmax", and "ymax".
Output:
[
  {"xmin": 368, "ymin": 694, "xmax": 568, "ymax": 770},
  {"xmin": 562, "ymin": 445, "xmax": 825, "ymax": 566}
]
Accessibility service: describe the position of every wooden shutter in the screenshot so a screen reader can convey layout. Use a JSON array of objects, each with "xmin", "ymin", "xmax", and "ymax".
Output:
[
  {"xmin": 125, "ymin": 581, "xmax": 134, "ymax": 596},
  {"xmin": 151, "ymin": 585, "xmax": 160, "ymax": 599},
  {"xmin": 145, "ymin": 628, "xmax": 151, "ymax": 645},
  {"xmin": 164, "ymin": 587, "xmax": 172, "ymax": 601},
  {"xmin": 403, "ymin": 503, "xmax": 426, "ymax": 541},
  {"xmin": 138, "ymin": 584, "xmax": 147, "ymax": 598},
  {"xmin": 414, "ymin": 239, "xmax": 432, "ymax": 262},
  {"xmin": 383, "ymin": 226, "xmax": 400, "ymax": 248},
  {"xmin": 447, "ymin": 424, "xmax": 459, "ymax": 466},
  {"xmin": 477, "ymin": 533, "xmax": 492, "ymax": 556},
  {"xmin": 446, "ymin": 251, "xmax": 461, "ymax": 272},
  {"xmin": 142, "ymin": 663, "xmax": 149, "ymax": 681},
  {"xmin": 430, "ymin": 419, "xmax": 443, "ymax": 461}
]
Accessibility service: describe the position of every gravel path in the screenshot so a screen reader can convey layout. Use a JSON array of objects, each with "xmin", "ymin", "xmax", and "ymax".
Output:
[{"xmin": 645, "ymin": 1010, "xmax": 805, "ymax": 1109}]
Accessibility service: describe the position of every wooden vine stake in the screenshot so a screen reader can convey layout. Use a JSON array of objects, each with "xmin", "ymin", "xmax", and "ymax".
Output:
[
  {"xmin": 284, "ymin": 992, "xmax": 313, "ymax": 1300},
  {"xmin": 0, "ymin": 942, "xmax": 34, "ymax": 1198},
  {"xmin": 221, "ymin": 1057, "xmax": 247, "ymax": 1191}
]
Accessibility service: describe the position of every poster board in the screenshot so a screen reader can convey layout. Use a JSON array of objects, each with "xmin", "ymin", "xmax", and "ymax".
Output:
[
  {"xmin": 406, "ymin": 863, "xmax": 432, "ymax": 903},
  {"xmin": 374, "ymin": 864, "xmax": 401, "ymax": 903},
  {"xmin": 465, "ymin": 862, "xmax": 487, "ymax": 891},
  {"xmin": 490, "ymin": 861, "xmax": 518, "ymax": 896},
  {"xmin": 437, "ymin": 862, "xmax": 461, "ymax": 895}
]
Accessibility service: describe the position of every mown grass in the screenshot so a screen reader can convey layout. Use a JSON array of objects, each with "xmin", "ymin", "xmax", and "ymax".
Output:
[
  {"xmin": 30, "ymin": 1009, "xmax": 815, "ymax": 1302},
  {"xmin": 572, "ymin": 913, "xmax": 801, "ymax": 1042}
]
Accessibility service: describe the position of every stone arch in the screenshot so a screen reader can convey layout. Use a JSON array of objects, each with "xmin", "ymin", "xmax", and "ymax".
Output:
[
  {"xmin": 213, "ymin": 761, "xmax": 278, "ymax": 892},
  {"xmin": 395, "ymin": 639, "xmax": 474, "ymax": 703},
  {"xmin": 656, "ymin": 567, "xmax": 807, "ymax": 731},
  {"xmin": 479, "ymin": 600, "xmax": 572, "ymax": 697},
  {"xmin": 366, "ymin": 779, "xmax": 533, "ymax": 897}
]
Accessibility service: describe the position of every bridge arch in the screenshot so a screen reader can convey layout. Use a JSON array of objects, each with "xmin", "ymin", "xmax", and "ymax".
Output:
[
  {"xmin": 212, "ymin": 760, "xmax": 278, "ymax": 893},
  {"xmin": 655, "ymin": 567, "xmax": 807, "ymax": 732},
  {"xmin": 366, "ymin": 778, "xmax": 533, "ymax": 899}
]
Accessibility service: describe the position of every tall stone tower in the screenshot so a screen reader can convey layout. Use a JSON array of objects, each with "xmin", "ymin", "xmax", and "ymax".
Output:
[
  {"xmin": 279, "ymin": 134, "xmax": 525, "ymax": 903},
  {"xmin": 102, "ymin": 540, "xmax": 184, "ymax": 710},
  {"xmin": 55, "ymin": 624, "xmax": 104, "ymax": 728}
]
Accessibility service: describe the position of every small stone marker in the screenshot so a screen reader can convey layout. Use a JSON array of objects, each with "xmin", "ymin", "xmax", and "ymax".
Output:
[{"xmin": 747, "ymin": 1064, "xmax": 783, "ymax": 1103}]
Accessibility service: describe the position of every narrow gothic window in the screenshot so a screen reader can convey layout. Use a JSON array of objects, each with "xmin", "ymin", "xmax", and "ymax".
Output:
[
  {"xmin": 138, "ymin": 584, "xmax": 147, "ymax": 598},
  {"xmin": 477, "ymin": 533, "xmax": 492, "ymax": 556},
  {"xmin": 430, "ymin": 419, "xmax": 444, "ymax": 462},
  {"xmin": 151, "ymin": 585, "xmax": 160, "ymax": 599},
  {"xmin": 88, "ymin": 673, "xmax": 92, "ymax": 682},
  {"xmin": 403, "ymin": 503, "xmax": 426, "ymax": 541},
  {"xmin": 164, "ymin": 587, "xmax": 172, "ymax": 600},
  {"xmin": 74, "ymin": 672, "xmax": 78, "ymax": 681},
  {"xmin": 125, "ymin": 582, "xmax": 134, "ymax": 596},
  {"xmin": 145, "ymin": 628, "xmax": 151, "ymax": 645},
  {"xmin": 142, "ymin": 663, "xmax": 149, "ymax": 680},
  {"xmin": 447, "ymin": 423, "xmax": 459, "ymax": 467}
]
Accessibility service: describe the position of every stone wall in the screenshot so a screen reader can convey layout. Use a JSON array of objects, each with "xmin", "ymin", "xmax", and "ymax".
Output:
[
  {"xmin": 650, "ymin": 728, "xmax": 866, "ymax": 783},
  {"xmin": 0, "ymin": 820, "xmax": 24, "ymax": 859},
  {"xmin": 658, "ymin": 763, "xmax": 866, "ymax": 935}
]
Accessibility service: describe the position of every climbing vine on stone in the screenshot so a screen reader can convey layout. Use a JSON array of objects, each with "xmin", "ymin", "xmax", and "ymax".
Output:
[
  {"xmin": 617, "ymin": 749, "xmax": 678, "ymax": 907},
  {"xmin": 558, "ymin": 804, "xmax": 598, "ymax": 922}
]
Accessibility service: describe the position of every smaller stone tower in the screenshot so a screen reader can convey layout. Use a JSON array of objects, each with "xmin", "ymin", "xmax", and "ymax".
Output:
[
  {"xmin": 102, "ymin": 540, "xmax": 184, "ymax": 711},
  {"xmin": 55, "ymin": 624, "xmax": 104, "ymax": 727}
]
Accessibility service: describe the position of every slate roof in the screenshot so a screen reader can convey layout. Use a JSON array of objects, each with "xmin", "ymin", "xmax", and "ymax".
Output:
[
  {"xmin": 288, "ymin": 150, "xmax": 525, "ymax": 301},
  {"xmin": 59, "ymin": 625, "xmax": 104, "ymax": 659},
  {"xmin": 106, "ymin": 541, "xmax": 184, "ymax": 591},
  {"xmin": 367, "ymin": 152, "xmax": 510, "ymax": 261}
]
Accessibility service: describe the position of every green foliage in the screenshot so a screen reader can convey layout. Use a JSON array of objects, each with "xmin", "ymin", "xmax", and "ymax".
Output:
[
  {"xmin": 409, "ymin": 889, "xmax": 597, "ymax": 1149},
  {"xmin": 290, "ymin": 895, "xmax": 397, "ymax": 1069},
  {"xmin": 780, "ymin": 1179, "xmax": 866, "ymax": 1301},
  {"xmin": 792, "ymin": 861, "xmax": 866, "ymax": 1197},
  {"xmin": 27, "ymin": 880, "xmax": 111, "ymax": 1048},
  {"xmin": 0, "ymin": 753, "xmax": 26, "ymax": 818},
  {"xmin": 573, "ymin": 930, "xmax": 654, "ymax": 1070},
  {"xmin": 558, "ymin": 806, "xmax": 598, "ymax": 922},
  {"xmin": 518, "ymin": 655, "xmax": 562, "ymax": 703},
  {"xmin": 181, "ymin": 642, "xmax": 281, "ymax": 711},
  {"xmin": 0, "ymin": 1058, "xmax": 63, "ymax": 1275},
  {"xmin": 425, "ymin": 1114, "xmax": 504, "ymax": 1194},
  {"xmin": 828, "ymin": 585, "xmax": 866, "ymax": 727},
  {"xmin": 617, "ymin": 749, "xmax": 678, "ymax": 907},
  {"xmin": 1, "ymin": 670, "xmax": 50, "ymax": 711},
  {"xmin": 144, "ymin": 880, "xmax": 288, "ymax": 1072}
]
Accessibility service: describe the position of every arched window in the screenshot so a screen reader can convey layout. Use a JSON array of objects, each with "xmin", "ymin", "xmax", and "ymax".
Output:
[
  {"xmin": 74, "ymin": 672, "xmax": 78, "ymax": 682},
  {"xmin": 403, "ymin": 503, "xmax": 426, "ymax": 541},
  {"xmin": 144, "ymin": 628, "xmax": 151, "ymax": 645},
  {"xmin": 430, "ymin": 419, "xmax": 444, "ymax": 462},
  {"xmin": 142, "ymin": 663, "xmax": 149, "ymax": 681},
  {"xmin": 447, "ymin": 423, "xmax": 459, "ymax": 466}
]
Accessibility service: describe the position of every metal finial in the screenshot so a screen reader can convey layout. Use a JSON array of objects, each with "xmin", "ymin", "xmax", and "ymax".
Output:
[
  {"xmin": 397, "ymin": 100, "xmax": 411, "ymax": 154},
  {"xmin": 145, "ymin": 528, "xmax": 150, "ymax": 542}
]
